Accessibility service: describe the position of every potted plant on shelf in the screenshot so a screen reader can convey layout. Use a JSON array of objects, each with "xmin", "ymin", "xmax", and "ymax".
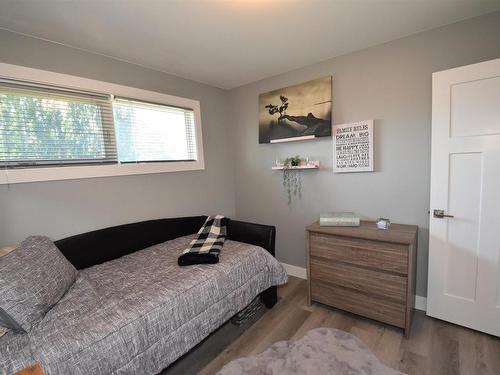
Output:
[{"xmin": 283, "ymin": 155, "xmax": 302, "ymax": 205}]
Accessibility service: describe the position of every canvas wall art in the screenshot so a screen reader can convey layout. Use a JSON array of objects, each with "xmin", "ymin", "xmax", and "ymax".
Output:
[{"xmin": 258, "ymin": 76, "xmax": 332, "ymax": 144}]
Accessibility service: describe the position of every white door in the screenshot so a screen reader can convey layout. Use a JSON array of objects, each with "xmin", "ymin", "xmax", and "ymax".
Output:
[{"xmin": 428, "ymin": 58, "xmax": 500, "ymax": 337}]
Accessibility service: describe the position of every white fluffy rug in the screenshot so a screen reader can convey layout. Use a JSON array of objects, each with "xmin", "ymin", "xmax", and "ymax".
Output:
[{"xmin": 217, "ymin": 327, "xmax": 406, "ymax": 375}]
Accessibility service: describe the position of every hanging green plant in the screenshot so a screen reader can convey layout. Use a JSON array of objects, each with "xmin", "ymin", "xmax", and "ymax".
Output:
[{"xmin": 283, "ymin": 155, "xmax": 302, "ymax": 205}]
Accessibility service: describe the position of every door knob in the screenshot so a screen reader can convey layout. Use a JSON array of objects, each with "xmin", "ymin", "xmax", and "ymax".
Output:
[{"xmin": 433, "ymin": 209, "xmax": 454, "ymax": 219}]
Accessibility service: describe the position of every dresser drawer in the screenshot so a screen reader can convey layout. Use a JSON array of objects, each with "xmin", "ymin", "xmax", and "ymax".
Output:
[
  {"xmin": 311, "ymin": 279, "xmax": 406, "ymax": 328},
  {"xmin": 310, "ymin": 232, "xmax": 408, "ymax": 274},
  {"xmin": 310, "ymin": 257, "xmax": 407, "ymax": 303}
]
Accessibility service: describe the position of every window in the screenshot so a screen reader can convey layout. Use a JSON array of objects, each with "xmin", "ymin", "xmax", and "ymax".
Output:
[
  {"xmin": 0, "ymin": 63, "xmax": 204, "ymax": 184},
  {"xmin": 0, "ymin": 81, "xmax": 116, "ymax": 167},
  {"xmin": 113, "ymin": 98, "xmax": 196, "ymax": 163}
]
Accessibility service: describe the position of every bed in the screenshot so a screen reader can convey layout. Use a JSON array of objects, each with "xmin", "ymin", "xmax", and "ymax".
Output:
[{"xmin": 0, "ymin": 216, "xmax": 287, "ymax": 375}]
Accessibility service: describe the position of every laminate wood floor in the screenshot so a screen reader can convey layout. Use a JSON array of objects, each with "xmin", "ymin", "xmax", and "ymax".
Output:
[{"xmin": 200, "ymin": 276, "xmax": 500, "ymax": 375}]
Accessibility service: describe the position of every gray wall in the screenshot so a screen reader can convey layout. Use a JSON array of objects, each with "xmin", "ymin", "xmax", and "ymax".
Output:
[
  {"xmin": 1, "ymin": 12, "xmax": 499, "ymax": 298},
  {"xmin": 228, "ymin": 12, "xmax": 500, "ymax": 297},
  {"xmin": 0, "ymin": 29, "xmax": 236, "ymax": 244}
]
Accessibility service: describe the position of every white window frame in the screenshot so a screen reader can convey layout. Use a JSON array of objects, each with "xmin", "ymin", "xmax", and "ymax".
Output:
[{"xmin": 0, "ymin": 62, "xmax": 205, "ymax": 185}]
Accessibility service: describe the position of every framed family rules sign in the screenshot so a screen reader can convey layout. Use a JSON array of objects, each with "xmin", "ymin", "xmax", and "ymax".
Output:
[{"xmin": 333, "ymin": 120, "xmax": 374, "ymax": 173}]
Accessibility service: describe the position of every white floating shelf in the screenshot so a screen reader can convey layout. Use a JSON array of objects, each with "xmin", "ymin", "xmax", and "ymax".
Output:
[
  {"xmin": 272, "ymin": 161, "xmax": 320, "ymax": 170},
  {"xmin": 270, "ymin": 135, "xmax": 316, "ymax": 143}
]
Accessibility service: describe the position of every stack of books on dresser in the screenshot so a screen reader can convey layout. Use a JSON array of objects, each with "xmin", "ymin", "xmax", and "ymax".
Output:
[{"xmin": 320, "ymin": 212, "xmax": 360, "ymax": 227}]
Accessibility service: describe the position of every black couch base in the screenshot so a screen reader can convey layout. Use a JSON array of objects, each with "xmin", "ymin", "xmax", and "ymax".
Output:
[{"xmin": 260, "ymin": 286, "xmax": 278, "ymax": 308}]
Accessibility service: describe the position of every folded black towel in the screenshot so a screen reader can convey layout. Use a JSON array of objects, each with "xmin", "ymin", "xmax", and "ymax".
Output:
[{"xmin": 178, "ymin": 215, "xmax": 227, "ymax": 266}]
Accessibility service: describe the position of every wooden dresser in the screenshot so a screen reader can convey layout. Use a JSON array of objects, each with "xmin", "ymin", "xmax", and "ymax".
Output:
[{"xmin": 306, "ymin": 221, "xmax": 418, "ymax": 337}]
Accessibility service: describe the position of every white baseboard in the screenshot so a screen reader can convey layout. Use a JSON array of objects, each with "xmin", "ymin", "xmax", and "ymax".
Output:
[
  {"xmin": 415, "ymin": 296, "xmax": 427, "ymax": 311},
  {"xmin": 281, "ymin": 262, "xmax": 307, "ymax": 279},
  {"xmin": 281, "ymin": 262, "xmax": 428, "ymax": 311}
]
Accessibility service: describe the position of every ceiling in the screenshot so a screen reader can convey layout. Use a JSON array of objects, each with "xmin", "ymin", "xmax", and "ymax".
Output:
[{"xmin": 0, "ymin": 0, "xmax": 499, "ymax": 89}]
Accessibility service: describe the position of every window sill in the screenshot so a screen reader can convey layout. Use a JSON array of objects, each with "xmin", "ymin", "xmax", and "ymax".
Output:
[{"xmin": 0, "ymin": 160, "xmax": 205, "ymax": 185}]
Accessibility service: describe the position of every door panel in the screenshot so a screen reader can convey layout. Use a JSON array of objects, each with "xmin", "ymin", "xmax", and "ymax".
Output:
[
  {"xmin": 428, "ymin": 58, "xmax": 500, "ymax": 337},
  {"xmin": 477, "ymin": 151, "xmax": 500, "ymax": 310},
  {"xmin": 450, "ymin": 76, "xmax": 500, "ymax": 137},
  {"xmin": 445, "ymin": 152, "xmax": 482, "ymax": 301}
]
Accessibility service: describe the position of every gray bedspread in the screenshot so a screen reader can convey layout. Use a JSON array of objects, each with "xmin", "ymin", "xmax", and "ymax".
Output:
[{"xmin": 0, "ymin": 235, "xmax": 287, "ymax": 375}]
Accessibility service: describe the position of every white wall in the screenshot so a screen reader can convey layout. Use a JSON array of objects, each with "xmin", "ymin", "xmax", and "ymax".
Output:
[
  {"xmin": 228, "ymin": 11, "xmax": 500, "ymax": 297},
  {"xmin": 0, "ymin": 29, "xmax": 236, "ymax": 244},
  {"xmin": 1, "ymin": 12, "xmax": 499, "ymax": 298}
]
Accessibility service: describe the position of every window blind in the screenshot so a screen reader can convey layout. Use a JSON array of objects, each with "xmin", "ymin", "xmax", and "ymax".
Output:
[
  {"xmin": 0, "ymin": 80, "xmax": 116, "ymax": 167},
  {"xmin": 113, "ymin": 98, "xmax": 197, "ymax": 163}
]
